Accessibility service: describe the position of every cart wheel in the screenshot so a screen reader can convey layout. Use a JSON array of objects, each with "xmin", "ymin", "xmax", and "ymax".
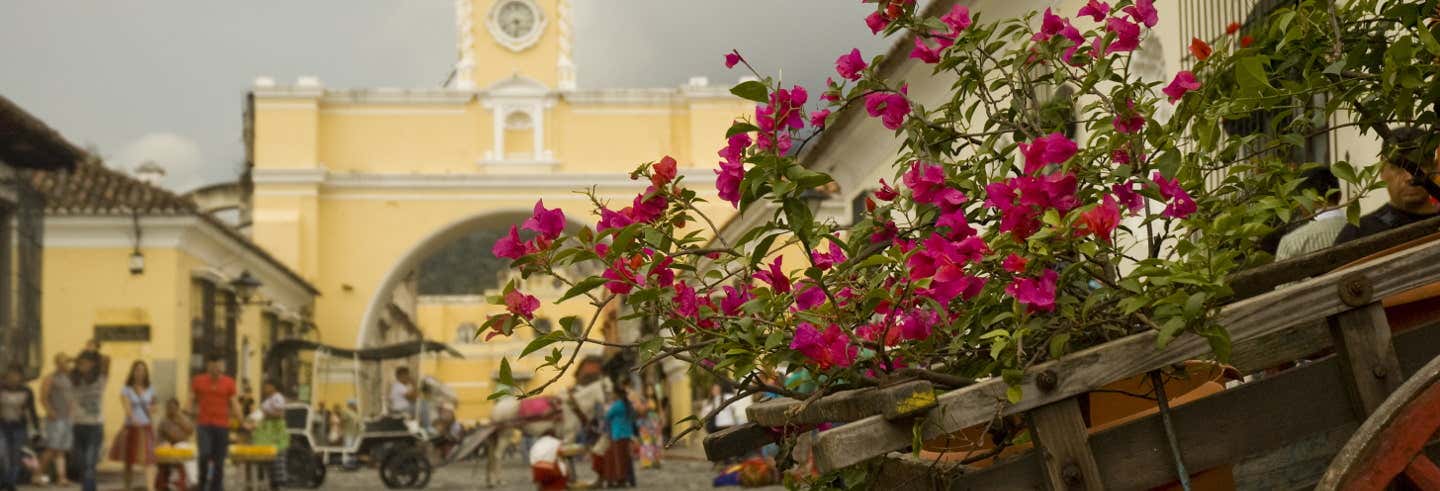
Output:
[
  {"xmin": 307, "ymin": 453, "xmax": 327, "ymax": 488},
  {"xmin": 380, "ymin": 447, "xmax": 432, "ymax": 489},
  {"xmin": 1319, "ymin": 353, "xmax": 1440, "ymax": 490}
]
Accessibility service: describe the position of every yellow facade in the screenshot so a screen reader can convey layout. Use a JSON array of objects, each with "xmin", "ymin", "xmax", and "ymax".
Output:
[{"xmin": 245, "ymin": 0, "xmax": 748, "ymax": 431}]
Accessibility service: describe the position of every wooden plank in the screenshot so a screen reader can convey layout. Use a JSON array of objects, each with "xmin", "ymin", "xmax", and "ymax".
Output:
[
  {"xmin": 1229, "ymin": 318, "xmax": 1330, "ymax": 374},
  {"xmin": 1318, "ymin": 339, "xmax": 1440, "ymax": 490},
  {"xmin": 1228, "ymin": 214, "xmax": 1440, "ymax": 300},
  {"xmin": 871, "ymin": 452, "xmax": 969, "ymax": 491},
  {"xmin": 1029, "ymin": 398, "xmax": 1103, "ymax": 490},
  {"xmin": 804, "ymin": 236, "xmax": 1440, "ymax": 473},
  {"xmin": 1328, "ymin": 302, "xmax": 1405, "ymax": 415},
  {"xmin": 745, "ymin": 380, "xmax": 935, "ymax": 427},
  {"xmin": 701, "ymin": 422, "xmax": 774, "ymax": 462}
]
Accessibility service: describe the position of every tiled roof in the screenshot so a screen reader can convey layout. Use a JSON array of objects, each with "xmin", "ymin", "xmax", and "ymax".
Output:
[
  {"xmin": 0, "ymin": 95, "xmax": 82, "ymax": 171},
  {"xmin": 27, "ymin": 161, "xmax": 197, "ymax": 215}
]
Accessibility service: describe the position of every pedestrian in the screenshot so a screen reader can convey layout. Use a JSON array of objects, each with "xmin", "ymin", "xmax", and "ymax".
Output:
[
  {"xmin": 0, "ymin": 364, "xmax": 39, "ymax": 491},
  {"xmin": 191, "ymin": 352, "xmax": 237, "ymax": 491},
  {"xmin": 702, "ymin": 383, "xmax": 736, "ymax": 435},
  {"xmin": 71, "ymin": 344, "xmax": 110, "ymax": 491},
  {"xmin": 110, "ymin": 360, "xmax": 157, "ymax": 490},
  {"xmin": 326, "ymin": 403, "xmax": 342, "ymax": 446},
  {"xmin": 388, "ymin": 367, "xmax": 416, "ymax": 418},
  {"xmin": 156, "ymin": 398, "xmax": 197, "ymax": 490},
  {"xmin": 38, "ymin": 353, "xmax": 74, "ymax": 487},
  {"xmin": 528, "ymin": 428, "xmax": 567, "ymax": 491},
  {"xmin": 602, "ymin": 385, "xmax": 637, "ymax": 488},
  {"xmin": 339, "ymin": 400, "xmax": 360, "ymax": 467},
  {"xmin": 252, "ymin": 380, "xmax": 289, "ymax": 489},
  {"xmin": 636, "ymin": 386, "xmax": 663, "ymax": 469},
  {"xmin": 1336, "ymin": 127, "xmax": 1440, "ymax": 244}
]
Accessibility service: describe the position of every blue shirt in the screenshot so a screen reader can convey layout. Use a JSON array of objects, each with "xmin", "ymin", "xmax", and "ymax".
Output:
[{"xmin": 605, "ymin": 400, "xmax": 635, "ymax": 440}]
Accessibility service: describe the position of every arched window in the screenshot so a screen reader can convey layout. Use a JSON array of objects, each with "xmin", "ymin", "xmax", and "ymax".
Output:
[
  {"xmin": 455, "ymin": 322, "xmax": 477, "ymax": 344},
  {"xmin": 504, "ymin": 111, "xmax": 535, "ymax": 160}
]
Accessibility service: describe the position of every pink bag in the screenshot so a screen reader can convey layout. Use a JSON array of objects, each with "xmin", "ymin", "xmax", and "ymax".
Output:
[{"xmin": 519, "ymin": 397, "xmax": 557, "ymax": 420}]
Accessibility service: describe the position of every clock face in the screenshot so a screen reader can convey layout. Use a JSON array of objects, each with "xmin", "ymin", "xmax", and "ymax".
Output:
[{"xmin": 497, "ymin": 1, "xmax": 537, "ymax": 40}]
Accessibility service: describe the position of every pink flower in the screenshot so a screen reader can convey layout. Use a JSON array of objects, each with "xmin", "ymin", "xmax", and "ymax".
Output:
[
  {"xmin": 810, "ymin": 109, "xmax": 831, "ymax": 129},
  {"xmin": 718, "ymin": 133, "xmax": 751, "ymax": 164},
  {"xmin": 811, "ymin": 241, "xmax": 848, "ymax": 270},
  {"xmin": 597, "ymin": 207, "xmax": 635, "ymax": 232},
  {"xmin": 865, "ymin": 11, "xmax": 890, "ymax": 34},
  {"xmin": 651, "ymin": 156, "xmax": 677, "ymax": 188},
  {"xmin": 1059, "ymin": 23, "xmax": 1087, "ymax": 64},
  {"xmin": 835, "ymin": 48, "xmax": 868, "ymax": 81},
  {"xmin": 1077, "ymin": 0, "xmax": 1110, "ymax": 22},
  {"xmin": 1163, "ymin": 71, "xmax": 1201, "ymax": 104},
  {"xmin": 791, "ymin": 323, "xmax": 857, "ymax": 370},
  {"xmin": 1033, "ymin": 8, "xmax": 1067, "ymax": 42},
  {"xmin": 941, "ymin": 5, "xmax": 972, "ymax": 34},
  {"xmin": 1105, "ymin": 17, "xmax": 1141, "ymax": 54},
  {"xmin": 1003, "ymin": 253, "xmax": 1029, "ymax": 273},
  {"xmin": 870, "ymin": 220, "xmax": 898, "ymax": 244},
  {"xmin": 492, "ymin": 225, "xmax": 527, "ymax": 259},
  {"xmin": 857, "ymin": 322, "xmax": 900, "ymax": 347},
  {"xmin": 794, "ymin": 284, "xmax": 826, "ymax": 311},
  {"xmin": 986, "ymin": 173, "xmax": 1079, "ymax": 240},
  {"xmin": 1123, "ymin": 0, "xmax": 1158, "ymax": 28},
  {"xmin": 504, "ymin": 290, "xmax": 541, "ymax": 320},
  {"xmin": 724, "ymin": 52, "xmax": 743, "ymax": 69},
  {"xmin": 899, "ymin": 309, "xmax": 938, "ymax": 341},
  {"xmin": 602, "ymin": 258, "xmax": 636, "ymax": 295},
  {"xmin": 903, "ymin": 161, "xmax": 949, "ymax": 206},
  {"xmin": 864, "ymin": 91, "xmax": 910, "ymax": 130},
  {"xmin": 1112, "ymin": 100, "xmax": 1145, "ymax": 134},
  {"xmin": 1080, "ymin": 195, "xmax": 1121, "ymax": 243},
  {"xmin": 1152, "ymin": 171, "xmax": 1197, "ymax": 219},
  {"xmin": 674, "ymin": 282, "xmax": 699, "ymax": 317},
  {"xmin": 720, "ymin": 285, "xmax": 752, "ymax": 316},
  {"xmin": 716, "ymin": 159, "xmax": 745, "ymax": 208},
  {"xmin": 926, "ymin": 265, "xmax": 987, "ymax": 304},
  {"xmin": 936, "ymin": 207, "xmax": 975, "ymax": 240},
  {"xmin": 1112, "ymin": 181, "xmax": 1145, "ymax": 213},
  {"xmin": 755, "ymin": 256, "xmax": 791, "ymax": 294},
  {"xmin": 1019, "ymin": 133, "xmax": 1078, "ymax": 174},
  {"xmin": 522, "ymin": 200, "xmax": 566, "ymax": 239},
  {"xmin": 1006, "ymin": 269, "xmax": 1059, "ymax": 312},
  {"xmin": 909, "ymin": 36, "xmax": 949, "ymax": 64},
  {"xmin": 875, "ymin": 179, "xmax": 899, "ymax": 201}
]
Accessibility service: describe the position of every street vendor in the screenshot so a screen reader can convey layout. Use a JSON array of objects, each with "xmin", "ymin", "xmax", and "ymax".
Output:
[
  {"xmin": 528, "ymin": 428, "xmax": 567, "ymax": 491},
  {"xmin": 1335, "ymin": 127, "xmax": 1440, "ymax": 244}
]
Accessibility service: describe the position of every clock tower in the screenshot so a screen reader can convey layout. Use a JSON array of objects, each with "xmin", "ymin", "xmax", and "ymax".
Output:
[{"xmin": 451, "ymin": 0, "xmax": 575, "ymax": 90}]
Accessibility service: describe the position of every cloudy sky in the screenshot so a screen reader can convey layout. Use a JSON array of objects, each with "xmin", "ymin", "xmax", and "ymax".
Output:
[{"xmin": 0, "ymin": 1, "xmax": 893, "ymax": 192}]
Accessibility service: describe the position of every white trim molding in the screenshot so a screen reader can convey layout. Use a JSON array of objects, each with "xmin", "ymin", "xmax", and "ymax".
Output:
[
  {"xmin": 321, "ymin": 89, "xmax": 474, "ymax": 106},
  {"xmin": 252, "ymin": 168, "xmax": 327, "ymax": 185},
  {"xmin": 556, "ymin": 0, "xmax": 576, "ymax": 90},
  {"xmin": 451, "ymin": 0, "xmax": 477, "ymax": 90},
  {"xmin": 321, "ymin": 170, "xmax": 717, "ymax": 190}
]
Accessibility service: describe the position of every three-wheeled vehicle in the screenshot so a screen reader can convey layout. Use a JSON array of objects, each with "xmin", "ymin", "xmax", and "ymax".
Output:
[{"xmin": 263, "ymin": 339, "xmax": 467, "ymax": 489}]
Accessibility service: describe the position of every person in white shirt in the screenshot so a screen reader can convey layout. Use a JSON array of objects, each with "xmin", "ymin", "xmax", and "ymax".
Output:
[
  {"xmin": 388, "ymin": 367, "xmax": 416, "ymax": 418},
  {"xmin": 528, "ymin": 430, "xmax": 567, "ymax": 490}
]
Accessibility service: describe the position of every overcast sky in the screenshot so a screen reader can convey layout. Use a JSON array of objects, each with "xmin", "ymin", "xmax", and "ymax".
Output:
[{"xmin": 0, "ymin": 1, "xmax": 893, "ymax": 192}]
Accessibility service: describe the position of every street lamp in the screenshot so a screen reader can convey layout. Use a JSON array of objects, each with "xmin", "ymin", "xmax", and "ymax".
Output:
[{"xmin": 229, "ymin": 271, "xmax": 263, "ymax": 304}]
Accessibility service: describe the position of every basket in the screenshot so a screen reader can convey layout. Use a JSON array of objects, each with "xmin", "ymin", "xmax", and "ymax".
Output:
[{"xmin": 229, "ymin": 444, "xmax": 279, "ymax": 462}]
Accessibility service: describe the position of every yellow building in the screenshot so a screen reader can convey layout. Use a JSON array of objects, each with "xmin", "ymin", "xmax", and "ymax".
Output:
[
  {"xmin": 245, "ymin": 0, "xmax": 747, "ymax": 426},
  {"xmin": 29, "ymin": 161, "xmax": 318, "ymax": 428}
]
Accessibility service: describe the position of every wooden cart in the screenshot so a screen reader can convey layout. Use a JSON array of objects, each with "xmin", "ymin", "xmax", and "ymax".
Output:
[{"xmin": 704, "ymin": 216, "xmax": 1440, "ymax": 490}]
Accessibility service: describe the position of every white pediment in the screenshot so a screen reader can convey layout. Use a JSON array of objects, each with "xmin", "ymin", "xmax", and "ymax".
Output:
[{"xmin": 483, "ymin": 75, "xmax": 551, "ymax": 98}]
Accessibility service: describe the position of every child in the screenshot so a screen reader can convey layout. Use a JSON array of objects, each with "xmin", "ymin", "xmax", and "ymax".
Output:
[{"xmin": 528, "ymin": 429, "xmax": 567, "ymax": 491}]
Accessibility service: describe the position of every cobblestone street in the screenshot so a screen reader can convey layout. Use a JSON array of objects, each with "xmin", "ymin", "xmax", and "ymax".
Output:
[{"xmin": 323, "ymin": 455, "xmax": 778, "ymax": 490}]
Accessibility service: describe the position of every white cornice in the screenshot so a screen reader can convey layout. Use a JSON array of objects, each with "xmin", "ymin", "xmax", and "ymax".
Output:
[
  {"xmin": 252, "ymin": 87, "xmax": 324, "ymax": 100},
  {"xmin": 252, "ymin": 168, "xmax": 326, "ymax": 185},
  {"xmin": 320, "ymin": 170, "xmax": 717, "ymax": 190},
  {"xmin": 321, "ymin": 89, "xmax": 475, "ymax": 106}
]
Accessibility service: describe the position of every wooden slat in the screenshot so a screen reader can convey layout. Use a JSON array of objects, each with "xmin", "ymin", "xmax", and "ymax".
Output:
[
  {"xmin": 871, "ymin": 452, "xmax": 968, "ymax": 491},
  {"xmin": 1228, "ymin": 214, "xmax": 1440, "ymax": 300},
  {"xmin": 805, "ymin": 237, "xmax": 1440, "ymax": 473},
  {"xmin": 745, "ymin": 380, "xmax": 935, "ymax": 426},
  {"xmin": 701, "ymin": 422, "xmax": 774, "ymax": 462},
  {"xmin": 1229, "ymin": 318, "xmax": 1331, "ymax": 374},
  {"xmin": 1328, "ymin": 302, "xmax": 1405, "ymax": 415},
  {"xmin": 1029, "ymin": 398, "xmax": 1103, "ymax": 490}
]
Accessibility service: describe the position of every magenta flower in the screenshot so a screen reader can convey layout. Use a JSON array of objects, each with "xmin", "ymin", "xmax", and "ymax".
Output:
[
  {"xmin": 1006, "ymin": 269, "xmax": 1059, "ymax": 312},
  {"xmin": 903, "ymin": 161, "xmax": 946, "ymax": 204},
  {"xmin": 865, "ymin": 11, "xmax": 890, "ymax": 34},
  {"xmin": 602, "ymin": 258, "xmax": 636, "ymax": 295},
  {"xmin": 1113, "ymin": 100, "xmax": 1145, "ymax": 134},
  {"xmin": 835, "ymin": 48, "xmax": 867, "ymax": 81},
  {"xmin": 936, "ymin": 207, "xmax": 975, "ymax": 240},
  {"xmin": 1003, "ymin": 253, "xmax": 1029, "ymax": 273},
  {"xmin": 1105, "ymin": 17, "xmax": 1141, "ymax": 54},
  {"xmin": 1080, "ymin": 195, "xmax": 1121, "ymax": 243},
  {"xmin": 926, "ymin": 264, "xmax": 987, "ymax": 304},
  {"xmin": 492, "ymin": 225, "xmax": 527, "ymax": 260},
  {"xmin": 718, "ymin": 133, "xmax": 751, "ymax": 165},
  {"xmin": 674, "ymin": 282, "xmax": 699, "ymax": 317},
  {"xmin": 941, "ymin": 5, "xmax": 972, "ymax": 34},
  {"xmin": 756, "ymin": 256, "xmax": 792, "ymax": 294},
  {"xmin": 522, "ymin": 200, "xmax": 566, "ymax": 239},
  {"xmin": 1059, "ymin": 23, "xmax": 1088, "ymax": 64},
  {"xmin": 596, "ymin": 207, "xmax": 634, "ymax": 233},
  {"xmin": 909, "ymin": 36, "xmax": 950, "ymax": 64},
  {"xmin": 790, "ymin": 323, "xmax": 858, "ymax": 370},
  {"xmin": 1077, "ymin": 0, "xmax": 1110, "ymax": 22},
  {"xmin": 794, "ymin": 284, "xmax": 826, "ymax": 311},
  {"xmin": 1163, "ymin": 71, "xmax": 1202, "ymax": 104},
  {"xmin": 864, "ymin": 91, "xmax": 910, "ymax": 130},
  {"xmin": 716, "ymin": 158, "xmax": 744, "ymax": 208},
  {"xmin": 504, "ymin": 290, "xmax": 541, "ymax": 320},
  {"xmin": 870, "ymin": 220, "xmax": 899, "ymax": 244},
  {"xmin": 1019, "ymin": 132, "xmax": 1078, "ymax": 174},
  {"xmin": 811, "ymin": 241, "xmax": 848, "ymax": 270},
  {"xmin": 1152, "ymin": 171, "xmax": 1197, "ymax": 219},
  {"xmin": 810, "ymin": 109, "xmax": 831, "ymax": 129},
  {"xmin": 720, "ymin": 285, "xmax": 752, "ymax": 316},
  {"xmin": 1032, "ymin": 8, "xmax": 1067, "ymax": 42},
  {"xmin": 724, "ymin": 52, "xmax": 743, "ymax": 69},
  {"xmin": 1112, "ymin": 181, "xmax": 1145, "ymax": 213},
  {"xmin": 1123, "ymin": 0, "xmax": 1159, "ymax": 28},
  {"xmin": 899, "ymin": 309, "xmax": 939, "ymax": 341},
  {"xmin": 857, "ymin": 322, "xmax": 901, "ymax": 347},
  {"xmin": 651, "ymin": 156, "xmax": 677, "ymax": 188},
  {"xmin": 875, "ymin": 179, "xmax": 899, "ymax": 201}
]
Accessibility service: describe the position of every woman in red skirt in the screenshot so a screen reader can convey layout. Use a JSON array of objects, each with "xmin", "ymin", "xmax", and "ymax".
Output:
[
  {"xmin": 110, "ymin": 361, "xmax": 156, "ymax": 491},
  {"xmin": 601, "ymin": 385, "xmax": 637, "ymax": 487}
]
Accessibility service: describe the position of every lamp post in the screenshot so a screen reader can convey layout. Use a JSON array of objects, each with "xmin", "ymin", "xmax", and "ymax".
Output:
[{"xmin": 230, "ymin": 271, "xmax": 263, "ymax": 304}]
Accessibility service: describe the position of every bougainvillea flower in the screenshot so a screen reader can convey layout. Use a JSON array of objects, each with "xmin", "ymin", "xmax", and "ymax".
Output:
[
  {"xmin": 910, "ymin": 35, "xmax": 953, "ymax": 64},
  {"xmin": 755, "ymin": 256, "xmax": 792, "ymax": 294},
  {"xmin": 1032, "ymin": 8, "xmax": 1067, "ymax": 42},
  {"xmin": 1226, "ymin": 21, "xmax": 1242, "ymax": 35},
  {"xmin": 1123, "ymin": 0, "xmax": 1158, "ymax": 28},
  {"xmin": 899, "ymin": 309, "xmax": 939, "ymax": 341},
  {"xmin": 870, "ymin": 220, "xmax": 899, "ymax": 244},
  {"xmin": 835, "ymin": 48, "xmax": 868, "ymax": 81},
  {"xmin": 811, "ymin": 241, "xmax": 848, "ymax": 270},
  {"xmin": 874, "ymin": 179, "xmax": 899, "ymax": 201},
  {"xmin": 522, "ymin": 200, "xmax": 566, "ymax": 239},
  {"xmin": 492, "ymin": 225, "xmax": 527, "ymax": 260},
  {"xmin": 1189, "ymin": 37, "xmax": 1213, "ymax": 61},
  {"xmin": 810, "ymin": 109, "xmax": 831, "ymax": 129},
  {"xmin": 716, "ymin": 159, "xmax": 744, "ymax": 208},
  {"xmin": 1163, "ymin": 71, "xmax": 1201, "ymax": 103},
  {"xmin": 504, "ymin": 290, "xmax": 541, "ymax": 320},
  {"xmin": 857, "ymin": 322, "xmax": 901, "ymax": 347},
  {"xmin": 1112, "ymin": 100, "xmax": 1145, "ymax": 134},
  {"xmin": 794, "ymin": 284, "xmax": 826, "ymax": 311},
  {"xmin": 791, "ymin": 323, "xmax": 857, "ymax": 370},
  {"xmin": 674, "ymin": 282, "xmax": 699, "ymax": 317},
  {"xmin": 1006, "ymin": 269, "xmax": 1059, "ymax": 312},
  {"xmin": 936, "ymin": 207, "xmax": 976, "ymax": 240},
  {"xmin": 927, "ymin": 264, "xmax": 987, "ymax": 304},
  {"xmin": 718, "ymin": 133, "xmax": 750, "ymax": 165},
  {"xmin": 1152, "ymin": 171, "xmax": 1197, "ymax": 219},
  {"xmin": 651, "ymin": 156, "xmax": 677, "ymax": 187},
  {"xmin": 724, "ymin": 52, "xmax": 743, "ymax": 69},
  {"xmin": 1105, "ymin": 17, "xmax": 1142, "ymax": 54},
  {"xmin": 602, "ymin": 258, "xmax": 636, "ymax": 294},
  {"xmin": 1240, "ymin": 35, "xmax": 1254, "ymax": 48},
  {"xmin": 1077, "ymin": 0, "xmax": 1110, "ymax": 22},
  {"xmin": 903, "ymin": 161, "xmax": 946, "ymax": 204},
  {"xmin": 1019, "ymin": 132, "xmax": 1078, "ymax": 174},
  {"xmin": 1112, "ymin": 181, "xmax": 1145, "ymax": 213},
  {"xmin": 596, "ymin": 207, "xmax": 634, "ymax": 233},
  {"xmin": 865, "ymin": 11, "xmax": 890, "ymax": 34},
  {"xmin": 1003, "ymin": 253, "xmax": 1029, "ymax": 273},
  {"xmin": 719, "ymin": 285, "xmax": 752, "ymax": 316},
  {"xmin": 1080, "ymin": 196, "xmax": 1121, "ymax": 243},
  {"xmin": 941, "ymin": 5, "xmax": 972, "ymax": 34},
  {"xmin": 1059, "ymin": 22, "xmax": 1087, "ymax": 64},
  {"xmin": 864, "ymin": 91, "xmax": 910, "ymax": 130},
  {"xmin": 628, "ymin": 186, "xmax": 669, "ymax": 224}
]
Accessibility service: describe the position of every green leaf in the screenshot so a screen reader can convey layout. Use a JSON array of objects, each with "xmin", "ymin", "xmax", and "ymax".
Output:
[
  {"xmin": 1006, "ymin": 385, "xmax": 1023, "ymax": 404},
  {"xmin": 1418, "ymin": 23, "xmax": 1440, "ymax": 57},
  {"xmin": 1331, "ymin": 161, "xmax": 1357, "ymax": 184},
  {"xmin": 726, "ymin": 122, "xmax": 759, "ymax": 138},
  {"xmin": 1048, "ymin": 333, "xmax": 1070, "ymax": 359},
  {"xmin": 497, "ymin": 358, "xmax": 514, "ymax": 389},
  {"xmin": 521, "ymin": 331, "xmax": 566, "ymax": 358},
  {"xmin": 730, "ymin": 80, "xmax": 770, "ymax": 103},
  {"xmin": 1156, "ymin": 317, "xmax": 1186, "ymax": 348},
  {"xmin": 558, "ymin": 277, "xmax": 607, "ymax": 302},
  {"xmin": 1234, "ymin": 56, "xmax": 1275, "ymax": 96}
]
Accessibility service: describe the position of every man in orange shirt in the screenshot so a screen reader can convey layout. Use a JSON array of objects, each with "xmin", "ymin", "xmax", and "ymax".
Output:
[{"xmin": 190, "ymin": 352, "xmax": 238, "ymax": 491}]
